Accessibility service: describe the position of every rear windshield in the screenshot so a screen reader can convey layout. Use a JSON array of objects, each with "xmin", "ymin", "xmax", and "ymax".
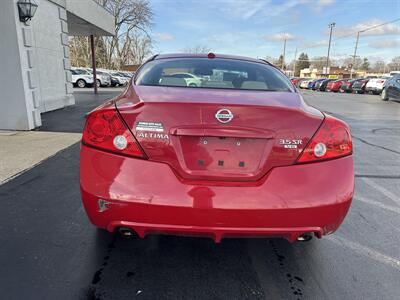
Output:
[{"xmin": 135, "ymin": 58, "xmax": 294, "ymax": 92}]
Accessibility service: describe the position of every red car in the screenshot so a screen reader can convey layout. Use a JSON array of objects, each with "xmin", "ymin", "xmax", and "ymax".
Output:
[
  {"xmin": 80, "ymin": 53, "xmax": 354, "ymax": 243},
  {"xmin": 326, "ymin": 79, "xmax": 345, "ymax": 92},
  {"xmin": 290, "ymin": 77, "xmax": 301, "ymax": 87}
]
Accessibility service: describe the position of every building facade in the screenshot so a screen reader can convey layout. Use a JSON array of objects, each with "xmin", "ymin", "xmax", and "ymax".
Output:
[
  {"xmin": 0, "ymin": 0, "xmax": 114, "ymax": 130},
  {"xmin": 300, "ymin": 67, "xmax": 351, "ymax": 79}
]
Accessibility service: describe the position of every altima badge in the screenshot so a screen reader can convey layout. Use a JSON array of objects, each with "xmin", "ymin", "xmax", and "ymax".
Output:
[{"xmin": 215, "ymin": 109, "xmax": 233, "ymax": 123}]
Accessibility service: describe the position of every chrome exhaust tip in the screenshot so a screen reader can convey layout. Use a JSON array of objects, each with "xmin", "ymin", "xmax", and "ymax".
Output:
[
  {"xmin": 118, "ymin": 227, "xmax": 135, "ymax": 237},
  {"xmin": 297, "ymin": 233, "xmax": 313, "ymax": 242}
]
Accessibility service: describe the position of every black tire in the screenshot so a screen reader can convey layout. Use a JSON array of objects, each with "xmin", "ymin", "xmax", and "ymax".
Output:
[
  {"xmin": 189, "ymin": 83, "xmax": 197, "ymax": 87},
  {"xmin": 76, "ymin": 79, "xmax": 86, "ymax": 88},
  {"xmin": 381, "ymin": 89, "xmax": 389, "ymax": 101},
  {"xmin": 96, "ymin": 80, "xmax": 101, "ymax": 88}
]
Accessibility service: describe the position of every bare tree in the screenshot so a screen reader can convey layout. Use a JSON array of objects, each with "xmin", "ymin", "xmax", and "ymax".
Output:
[
  {"xmin": 182, "ymin": 45, "xmax": 212, "ymax": 54},
  {"xmin": 388, "ymin": 56, "xmax": 400, "ymax": 71},
  {"xmin": 125, "ymin": 32, "xmax": 153, "ymax": 64},
  {"xmin": 371, "ymin": 60, "xmax": 386, "ymax": 73},
  {"xmin": 264, "ymin": 56, "xmax": 276, "ymax": 63},
  {"xmin": 69, "ymin": 0, "xmax": 153, "ymax": 69},
  {"xmin": 102, "ymin": 0, "xmax": 153, "ymax": 68},
  {"xmin": 69, "ymin": 36, "xmax": 92, "ymax": 67},
  {"xmin": 310, "ymin": 56, "xmax": 337, "ymax": 69}
]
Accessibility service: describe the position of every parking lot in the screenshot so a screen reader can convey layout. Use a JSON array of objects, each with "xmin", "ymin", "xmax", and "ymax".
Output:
[{"xmin": 0, "ymin": 88, "xmax": 399, "ymax": 300}]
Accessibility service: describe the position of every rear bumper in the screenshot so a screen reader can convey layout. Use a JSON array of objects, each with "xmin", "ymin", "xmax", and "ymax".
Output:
[
  {"xmin": 327, "ymin": 87, "xmax": 339, "ymax": 92},
  {"xmin": 80, "ymin": 145, "xmax": 354, "ymax": 242},
  {"xmin": 366, "ymin": 87, "xmax": 382, "ymax": 93}
]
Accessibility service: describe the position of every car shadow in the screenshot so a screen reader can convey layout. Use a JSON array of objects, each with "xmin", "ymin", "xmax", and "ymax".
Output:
[{"xmin": 84, "ymin": 232, "xmax": 316, "ymax": 300}]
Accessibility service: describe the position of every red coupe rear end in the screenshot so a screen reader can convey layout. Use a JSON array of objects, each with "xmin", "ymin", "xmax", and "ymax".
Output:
[
  {"xmin": 326, "ymin": 80, "xmax": 344, "ymax": 92},
  {"xmin": 80, "ymin": 54, "xmax": 354, "ymax": 242}
]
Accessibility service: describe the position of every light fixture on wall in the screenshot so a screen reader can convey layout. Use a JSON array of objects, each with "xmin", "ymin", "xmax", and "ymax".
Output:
[{"xmin": 17, "ymin": 0, "xmax": 38, "ymax": 24}]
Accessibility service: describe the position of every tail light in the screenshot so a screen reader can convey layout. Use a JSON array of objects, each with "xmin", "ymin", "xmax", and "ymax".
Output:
[
  {"xmin": 82, "ymin": 108, "xmax": 145, "ymax": 158},
  {"xmin": 297, "ymin": 115, "xmax": 352, "ymax": 163},
  {"xmin": 378, "ymin": 80, "xmax": 384, "ymax": 83}
]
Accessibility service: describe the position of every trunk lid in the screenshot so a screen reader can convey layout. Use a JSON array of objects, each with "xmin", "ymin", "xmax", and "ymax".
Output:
[{"xmin": 116, "ymin": 85, "xmax": 323, "ymax": 182}]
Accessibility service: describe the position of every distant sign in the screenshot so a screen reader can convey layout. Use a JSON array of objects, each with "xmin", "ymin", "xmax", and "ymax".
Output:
[{"xmin": 329, "ymin": 75, "xmax": 338, "ymax": 79}]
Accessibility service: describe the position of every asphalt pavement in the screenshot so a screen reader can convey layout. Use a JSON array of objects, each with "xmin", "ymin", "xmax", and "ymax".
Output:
[{"xmin": 0, "ymin": 89, "xmax": 399, "ymax": 300}]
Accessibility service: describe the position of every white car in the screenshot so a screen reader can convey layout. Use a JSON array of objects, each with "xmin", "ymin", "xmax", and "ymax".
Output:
[
  {"xmin": 365, "ymin": 77, "xmax": 390, "ymax": 95},
  {"xmin": 79, "ymin": 68, "xmax": 111, "ymax": 87},
  {"xmin": 71, "ymin": 69, "xmax": 94, "ymax": 88},
  {"xmin": 110, "ymin": 72, "xmax": 129, "ymax": 86},
  {"xmin": 168, "ymin": 73, "xmax": 203, "ymax": 87},
  {"xmin": 75, "ymin": 68, "xmax": 111, "ymax": 87},
  {"xmin": 299, "ymin": 78, "xmax": 313, "ymax": 89},
  {"xmin": 94, "ymin": 71, "xmax": 112, "ymax": 87}
]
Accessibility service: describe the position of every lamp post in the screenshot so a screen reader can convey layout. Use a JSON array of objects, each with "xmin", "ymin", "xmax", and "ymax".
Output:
[
  {"xmin": 350, "ymin": 31, "xmax": 361, "ymax": 79},
  {"xmin": 90, "ymin": 35, "xmax": 98, "ymax": 94},
  {"xmin": 17, "ymin": 0, "xmax": 38, "ymax": 24},
  {"xmin": 282, "ymin": 38, "xmax": 287, "ymax": 71},
  {"xmin": 325, "ymin": 22, "xmax": 336, "ymax": 77}
]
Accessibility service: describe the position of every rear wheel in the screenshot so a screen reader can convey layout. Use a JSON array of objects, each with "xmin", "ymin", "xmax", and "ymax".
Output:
[
  {"xmin": 77, "ymin": 79, "xmax": 86, "ymax": 88},
  {"xmin": 96, "ymin": 80, "xmax": 101, "ymax": 88},
  {"xmin": 381, "ymin": 89, "xmax": 389, "ymax": 101}
]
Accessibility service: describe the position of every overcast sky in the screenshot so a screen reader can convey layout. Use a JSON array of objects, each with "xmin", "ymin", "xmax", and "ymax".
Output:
[{"xmin": 150, "ymin": 0, "xmax": 400, "ymax": 62}]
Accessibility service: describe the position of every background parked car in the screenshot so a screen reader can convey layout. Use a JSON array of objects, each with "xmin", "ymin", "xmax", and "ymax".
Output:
[
  {"xmin": 76, "ymin": 68, "xmax": 111, "ymax": 87},
  {"xmin": 307, "ymin": 79, "xmax": 317, "ymax": 89},
  {"xmin": 352, "ymin": 79, "xmax": 369, "ymax": 94},
  {"xmin": 290, "ymin": 77, "xmax": 301, "ymax": 87},
  {"xmin": 339, "ymin": 79, "xmax": 359, "ymax": 93},
  {"xmin": 119, "ymin": 71, "xmax": 134, "ymax": 80},
  {"xmin": 365, "ymin": 77, "xmax": 389, "ymax": 95},
  {"xmin": 295, "ymin": 78, "xmax": 308, "ymax": 87},
  {"xmin": 381, "ymin": 74, "xmax": 400, "ymax": 101},
  {"xmin": 94, "ymin": 71, "xmax": 112, "ymax": 87},
  {"xmin": 326, "ymin": 79, "xmax": 346, "ymax": 92},
  {"xmin": 71, "ymin": 68, "xmax": 94, "ymax": 88},
  {"xmin": 109, "ymin": 72, "xmax": 129, "ymax": 86},
  {"xmin": 319, "ymin": 79, "xmax": 334, "ymax": 91},
  {"xmin": 167, "ymin": 73, "xmax": 203, "ymax": 87},
  {"xmin": 314, "ymin": 79, "xmax": 326, "ymax": 90},
  {"xmin": 311, "ymin": 78, "xmax": 326, "ymax": 90},
  {"xmin": 299, "ymin": 78, "xmax": 313, "ymax": 89}
]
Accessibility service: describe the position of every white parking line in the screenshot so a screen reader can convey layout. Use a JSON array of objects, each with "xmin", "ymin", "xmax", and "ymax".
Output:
[
  {"xmin": 328, "ymin": 235, "xmax": 400, "ymax": 270},
  {"xmin": 355, "ymin": 195, "xmax": 400, "ymax": 214},
  {"xmin": 361, "ymin": 177, "xmax": 400, "ymax": 206}
]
